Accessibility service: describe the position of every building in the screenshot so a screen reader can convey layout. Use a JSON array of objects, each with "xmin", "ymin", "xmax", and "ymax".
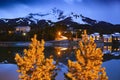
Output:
[
  {"xmin": 112, "ymin": 32, "xmax": 120, "ymax": 43},
  {"xmin": 102, "ymin": 34, "xmax": 112, "ymax": 43},
  {"xmin": 90, "ymin": 32, "xmax": 100, "ymax": 40},
  {"xmin": 15, "ymin": 26, "xmax": 31, "ymax": 33},
  {"xmin": 103, "ymin": 45, "xmax": 112, "ymax": 54}
]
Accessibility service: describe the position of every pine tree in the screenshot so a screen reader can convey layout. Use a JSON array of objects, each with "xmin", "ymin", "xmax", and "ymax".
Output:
[
  {"xmin": 65, "ymin": 30, "xmax": 108, "ymax": 80},
  {"xmin": 15, "ymin": 35, "xmax": 56, "ymax": 80}
]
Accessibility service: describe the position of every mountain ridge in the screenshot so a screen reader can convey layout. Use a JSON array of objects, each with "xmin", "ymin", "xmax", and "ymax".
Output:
[{"xmin": 0, "ymin": 8, "xmax": 120, "ymax": 34}]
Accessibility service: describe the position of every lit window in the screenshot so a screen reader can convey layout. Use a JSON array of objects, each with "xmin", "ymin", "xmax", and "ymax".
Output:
[{"xmin": 8, "ymin": 31, "xmax": 12, "ymax": 34}]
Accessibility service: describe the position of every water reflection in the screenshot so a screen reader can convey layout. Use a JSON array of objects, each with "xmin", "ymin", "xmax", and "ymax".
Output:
[
  {"xmin": 0, "ymin": 47, "xmax": 26, "ymax": 63},
  {"xmin": 52, "ymin": 46, "xmax": 76, "ymax": 64},
  {"xmin": 0, "ymin": 44, "xmax": 120, "ymax": 80},
  {"xmin": 103, "ymin": 46, "xmax": 112, "ymax": 53},
  {"xmin": 0, "ymin": 44, "xmax": 120, "ymax": 64},
  {"xmin": 103, "ymin": 44, "xmax": 120, "ymax": 56},
  {"xmin": 55, "ymin": 47, "xmax": 68, "ymax": 57}
]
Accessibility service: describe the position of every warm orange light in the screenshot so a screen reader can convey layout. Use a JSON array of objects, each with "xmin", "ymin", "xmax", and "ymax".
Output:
[
  {"xmin": 58, "ymin": 32, "xmax": 61, "ymax": 36},
  {"xmin": 57, "ymin": 51, "xmax": 61, "ymax": 55}
]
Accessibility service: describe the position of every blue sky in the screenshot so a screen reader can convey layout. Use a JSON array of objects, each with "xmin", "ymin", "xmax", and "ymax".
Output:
[{"xmin": 0, "ymin": 0, "xmax": 120, "ymax": 24}]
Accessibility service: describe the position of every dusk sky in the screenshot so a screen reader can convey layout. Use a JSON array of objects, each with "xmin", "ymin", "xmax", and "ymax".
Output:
[{"xmin": 0, "ymin": 0, "xmax": 120, "ymax": 24}]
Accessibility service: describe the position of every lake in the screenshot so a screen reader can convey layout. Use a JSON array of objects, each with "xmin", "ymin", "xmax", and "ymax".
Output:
[{"xmin": 0, "ymin": 42, "xmax": 120, "ymax": 80}]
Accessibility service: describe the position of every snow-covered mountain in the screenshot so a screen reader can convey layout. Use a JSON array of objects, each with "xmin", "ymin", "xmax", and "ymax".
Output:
[
  {"xmin": 0, "ymin": 8, "xmax": 83, "ymax": 26},
  {"xmin": 25, "ymin": 8, "xmax": 82, "ymax": 24},
  {"xmin": 0, "ymin": 8, "xmax": 120, "ymax": 34}
]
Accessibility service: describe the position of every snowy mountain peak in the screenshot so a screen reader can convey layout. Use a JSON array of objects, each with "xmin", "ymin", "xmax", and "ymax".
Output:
[
  {"xmin": 24, "ymin": 8, "xmax": 84, "ymax": 24},
  {"xmin": 0, "ymin": 8, "xmax": 86, "ymax": 26}
]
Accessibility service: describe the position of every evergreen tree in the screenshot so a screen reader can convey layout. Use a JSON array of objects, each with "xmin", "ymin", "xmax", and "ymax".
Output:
[
  {"xmin": 65, "ymin": 30, "xmax": 108, "ymax": 80},
  {"xmin": 15, "ymin": 35, "xmax": 56, "ymax": 80}
]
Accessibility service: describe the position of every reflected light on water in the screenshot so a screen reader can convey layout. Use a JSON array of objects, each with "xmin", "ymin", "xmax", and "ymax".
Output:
[
  {"xmin": 55, "ymin": 47, "xmax": 68, "ymax": 57},
  {"xmin": 55, "ymin": 47, "xmax": 68, "ymax": 51}
]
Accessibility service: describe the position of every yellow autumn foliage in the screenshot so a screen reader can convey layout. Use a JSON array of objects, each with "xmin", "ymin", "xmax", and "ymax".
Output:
[
  {"xmin": 66, "ymin": 30, "xmax": 108, "ymax": 80},
  {"xmin": 15, "ymin": 35, "xmax": 55, "ymax": 80}
]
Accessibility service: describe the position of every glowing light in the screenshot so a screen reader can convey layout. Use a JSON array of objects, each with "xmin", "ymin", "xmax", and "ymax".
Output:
[
  {"xmin": 117, "ymin": 48, "xmax": 120, "ymax": 51},
  {"xmin": 16, "ymin": 28, "xmax": 19, "ymax": 31},
  {"xmin": 60, "ymin": 47, "xmax": 68, "ymax": 50},
  {"xmin": 8, "ymin": 31, "xmax": 12, "ymax": 34},
  {"xmin": 118, "ymin": 38, "xmax": 120, "ymax": 40},
  {"xmin": 58, "ymin": 32, "xmax": 61, "ymax": 36},
  {"xmin": 56, "ymin": 31, "xmax": 68, "ymax": 40},
  {"xmin": 57, "ymin": 51, "xmax": 61, "ymax": 55},
  {"xmin": 61, "ymin": 36, "xmax": 68, "ymax": 40},
  {"xmin": 22, "ymin": 33, "xmax": 26, "ymax": 36}
]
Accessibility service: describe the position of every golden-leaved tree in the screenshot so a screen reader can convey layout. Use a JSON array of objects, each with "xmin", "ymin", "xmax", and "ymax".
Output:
[
  {"xmin": 65, "ymin": 30, "xmax": 108, "ymax": 80},
  {"xmin": 15, "ymin": 35, "xmax": 56, "ymax": 80}
]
